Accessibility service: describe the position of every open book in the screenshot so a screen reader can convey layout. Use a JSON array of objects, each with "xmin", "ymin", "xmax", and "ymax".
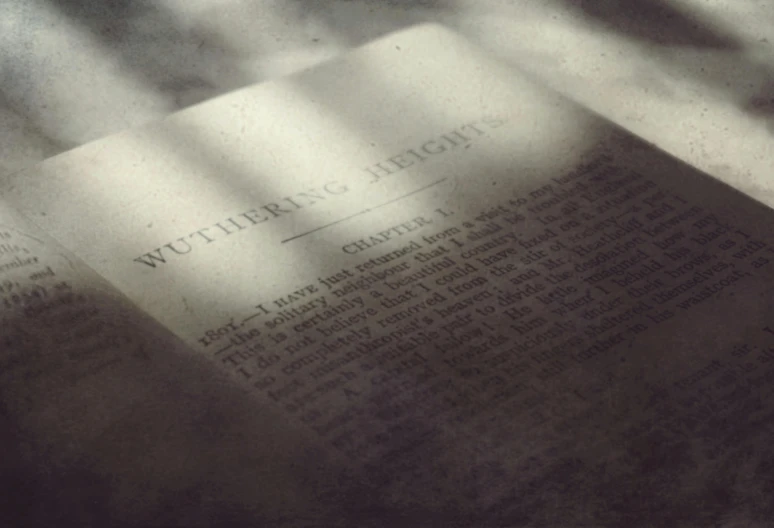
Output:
[{"xmin": 3, "ymin": 24, "xmax": 774, "ymax": 526}]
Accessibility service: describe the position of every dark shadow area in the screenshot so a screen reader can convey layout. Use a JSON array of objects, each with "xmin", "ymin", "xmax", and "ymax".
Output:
[
  {"xmin": 556, "ymin": 0, "xmax": 741, "ymax": 48},
  {"xmin": 281, "ymin": 0, "xmax": 459, "ymax": 48},
  {"xmin": 0, "ymin": 284, "xmax": 358, "ymax": 527}
]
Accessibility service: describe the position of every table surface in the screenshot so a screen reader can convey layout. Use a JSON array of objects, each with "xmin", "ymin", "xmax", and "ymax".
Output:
[{"xmin": 2, "ymin": 0, "xmax": 773, "ymax": 204}]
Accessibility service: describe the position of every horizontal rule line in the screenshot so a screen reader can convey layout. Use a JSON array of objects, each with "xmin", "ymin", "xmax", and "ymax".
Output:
[{"xmin": 282, "ymin": 178, "xmax": 447, "ymax": 243}]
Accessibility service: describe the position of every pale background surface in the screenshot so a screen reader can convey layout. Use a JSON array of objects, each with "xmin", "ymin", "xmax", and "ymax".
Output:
[{"xmin": 2, "ymin": 0, "xmax": 773, "ymax": 201}]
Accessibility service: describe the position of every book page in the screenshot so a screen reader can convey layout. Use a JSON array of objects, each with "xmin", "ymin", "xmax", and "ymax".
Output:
[{"xmin": 5, "ymin": 24, "xmax": 774, "ymax": 524}]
